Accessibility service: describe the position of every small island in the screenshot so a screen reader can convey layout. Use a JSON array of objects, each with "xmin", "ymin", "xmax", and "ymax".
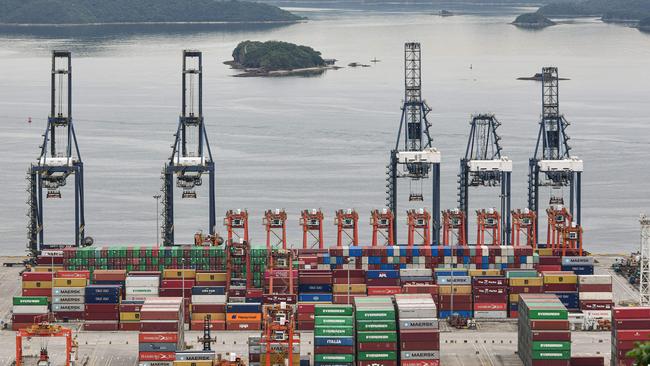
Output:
[
  {"xmin": 227, "ymin": 40, "xmax": 338, "ymax": 77},
  {"xmin": 640, "ymin": 17, "xmax": 650, "ymax": 32},
  {"xmin": 512, "ymin": 12, "xmax": 556, "ymax": 29},
  {"xmin": 0, "ymin": 0, "xmax": 302, "ymax": 25},
  {"xmin": 525, "ymin": 0, "xmax": 650, "ymax": 28}
]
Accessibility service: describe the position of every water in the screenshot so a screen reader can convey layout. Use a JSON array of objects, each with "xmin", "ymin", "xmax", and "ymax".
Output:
[{"xmin": 0, "ymin": 6, "xmax": 648, "ymax": 255}]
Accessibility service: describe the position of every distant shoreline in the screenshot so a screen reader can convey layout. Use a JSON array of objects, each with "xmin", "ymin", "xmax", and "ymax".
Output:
[{"xmin": 0, "ymin": 20, "xmax": 305, "ymax": 27}]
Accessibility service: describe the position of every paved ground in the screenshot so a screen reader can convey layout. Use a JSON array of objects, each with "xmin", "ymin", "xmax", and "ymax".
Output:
[{"xmin": 0, "ymin": 255, "xmax": 639, "ymax": 366}]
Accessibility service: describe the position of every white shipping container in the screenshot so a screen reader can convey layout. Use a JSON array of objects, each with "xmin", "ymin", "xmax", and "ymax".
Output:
[
  {"xmin": 52, "ymin": 287, "xmax": 84, "ymax": 296},
  {"xmin": 191, "ymin": 295, "xmax": 227, "ymax": 304},
  {"xmin": 52, "ymin": 295, "xmax": 84, "ymax": 304},
  {"xmin": 400, "ymin": 268, "xmax": 433, "ymax": 277},
  {"xmin": 473, "ymin": 310, "xmax": 508, "ymax": 319},
  {"xmin": 138, "ymin": 362, "xmax": 173, "ymax": 366},
  {"xmin": 578, "ymin": 275, "xmax": 612, "ymax": 285},
  {"xmin": 125, "ymin": 276, "xmax": 160, "ymax": 287},
  {"xmin": 563, "ymin": 256, "xmax": 594, "ymax": 266},
  {"xmin": 579, "ymin": 292, "xmax": 613, "ymax": 301},
  {"xmin": 13, "ymin": 305, "xmax": 48, "ymax": 314},
  {"xmin": 582, "ymin": 310, "xmax": 611, "ymax": 320},
  {"xmin": 52, "ymin": 303, "xmax": 85, "ymax": 312},
  {"xmin": 125, "ymin": 295, "xmax": 158, "ymax": 301}
]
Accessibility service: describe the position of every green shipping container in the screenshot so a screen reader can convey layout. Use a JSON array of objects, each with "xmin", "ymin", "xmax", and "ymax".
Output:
[
  {"xmin": 358, "ymin": 351, "xmax": 397, "ymax": 361},
  {"xmin": 315, "ymin": 317, "xmax": 354, "ymax": 326},
  {"xmin": 357, "ymin": 320, "xmax": 396, "ymax": 331},
  {"xmin": 315, "ymin": 305, "xmax": 354, "ymax": 316},
  {"xmin": 314, "ymin": 327, "xmax": 354, "ymax": 337},
  {"xmin": 357, "ymin": 332, "xmax": 397, "ymax": 343},
  {"xmin": 356, "ymin": 309, "xmax": 395, "ymax": 321},
  {"xmin": 532, "ymin": 341, "xmax": 571, "ymax": 351},
  {"xmin": 315, "ymin": 354, "xmax": 355, "ymax": 363},
  {"xmin": 526, "ymin": 309, "xmax": 568, "ymax": 320},
  {"xmin": 531, "ymin": 350, "xmax": 571, "ymax": 360},
  {"xmin": 13, "ymin": 297, "xmax": 48, "ymax": 306}
]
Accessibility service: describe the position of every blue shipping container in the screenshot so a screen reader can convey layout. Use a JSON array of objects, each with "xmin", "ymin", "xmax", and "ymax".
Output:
[
  {"xmin": 299, "ymin": 284, "xmax": 332, "ymax": 293},
  {"xmin": 439, "ymin": 310, "xmax": 472, "ymax": 319},
  {"xmin": 553, "ymin": 292, "xmax": 580, "ymax": 309},
  {"xmin": 191, "ymin": 286, "xmax": 225, "ymax": 295},
  {"xmin": 366, "ymin": 270, "xmax": 400, "ymax": 279},
  {"xmin": 85, "ymin": 294, "xmax": 120, "ymax": 304},
  {"xmin": 299, "ymin": 293, "xmax": 333, "ymax": 302},
  {"xmin": 226, "ymin": 303, "xmax": 261, "ymax": 313},
  {"xmin": 314, "ymin": 336, "xmax": 355, "ymax": 347}
]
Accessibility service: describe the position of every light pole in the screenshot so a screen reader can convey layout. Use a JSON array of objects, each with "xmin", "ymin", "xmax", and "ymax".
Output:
[{"xmin": 153, "ymin": 194, "xmax": 161, "ymax": 246}]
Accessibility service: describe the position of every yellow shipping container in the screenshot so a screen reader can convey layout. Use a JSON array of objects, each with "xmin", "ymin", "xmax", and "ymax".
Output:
[
  {"xmin": 191, "ymin": 312, "xmax": 226, "ymax": 321},
  {"xmin": 536, "ymin": 248, "xmax": 554, "ymax": 256},
  {"xmin": 173, "ymin": 361, "xmax": 213, "ymax": 366},
  {"xmin": 438, "ymin": 285, "xmax": 472, "ymax": 295},
  {"xmin": 163, "ymin": 268, "xmax": 196, "ymax": 279},
  {"xmin": 120, "ymin": 312, "xmax": 140, "ymax": 322},
  {"xmin": 509, "ymin": 294, "xmax": 521, "ymax": 302},
  {"xmin": 332, "ymin": 284, "xmax": 367, "ymax": 293},
  {"xmin": 469, "ymin": 269, "xmax": 501, "ymax": 277},
  {"xmin": 32, "ymin": 266, "xmax": 64, "ymax": 273},
  {"xmin": 22, "ymin": 280, "xmax": 52, "ymax": 289},
  {"xmin": 195, "ymin": 272, "xmax": 226, "ymax": 282},
  {"xmin": 53, "ymin": 278, "xmax": 87, "ymax": 287},
  {"xmin": 543, "ymin": 274, "xmax": 577, "ymax": 284},
  {"xmin": 509, "ymin": 277, "xmax": 543, "ymax": 287}
]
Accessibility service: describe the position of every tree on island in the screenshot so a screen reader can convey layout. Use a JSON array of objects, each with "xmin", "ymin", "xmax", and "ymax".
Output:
[{"xmin": 232, "ymin": 40, "xmax": 325, "ymax": 71}]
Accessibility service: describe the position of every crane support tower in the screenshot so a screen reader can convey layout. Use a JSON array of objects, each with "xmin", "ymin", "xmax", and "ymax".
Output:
[
  {"xmin": 300, "ymin": 209, "xmax": 324, "ymax": 249},
  {"xmin": 335, "ymin": 209, "xmax": 359, "ymax": 247},
  {"xmin": 458, "ymin": 114, "xmax": 512, "ymax": 244},
  {"xmin": 512, "ymin": 208, "xmax": 537, "ymax": 247},
  {"xmin": 528, "ymin": 67, "xmax": 583, "ymax": 246},
  {"xmin": 162, "ymin": 50, "xmax": 216, "ymax": 246},
  {"xmin": 16, "ymin": 323, "xmax": 73, "ymax": 366},
  {"xmin": 547, "ymin": 205, "xmax": 572, "ymax": 249},
  {"xmin": 266, "ymin": 249, "xmax": 296, "ymax": 303},
  {"xmin": 264, "ymin": 209, "xmax": 287, "ymax": 250},
  {"xmin": 27, "ymin": 51, "xmax": 89, "ymax": 255},
  {"xmin": 442, "ymin": 209, "xmax": 467, "ymax": 246},
  {"xmin": 261, "ymin": 303, "xmax": 297, "ymax": 366},
  {"xmin": 387, "ymin": 42, "xmax": 441, "ymax": 244},
  {"xmin": 225, "ymin": 209, "xmax": 249, "ymax": 243},
  {"xmin": 407, "ymin": 208, "xmax": 431, "ymax": 246},
  {"xmin": 370, "ymin": 208, "xmax": 394, "ymax": 246},
  {"xmin": 476, "ymin": 208, "xmax": 501, "ymax": 245},
  {"xmin": 640, "ymin": 214, "xmax": 650, "ymax": 306},
  {"xmin": 226, "ymin": 239, "xmax": 252, "ymax": 300}
]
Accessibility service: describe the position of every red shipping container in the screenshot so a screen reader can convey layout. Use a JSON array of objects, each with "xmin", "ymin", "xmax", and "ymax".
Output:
[
  {"xmin": 531, "ymin": 331, "xmax": 571, "ymax": 341},
  {"xmin": 473, "ymin": 287, "xmax": 506, "ymax": 295},
  {"xmin": 474, "ymin": 303, "xmax": 507, "ymax": 311},
  {"xmin": 400, "ymin": 361, "xmax": 440, "ymax": 366},
  {"xmin": 160, "ymin": 279, "xmax": 195, "ymax": 288},
  {"xmin": 359, "ymin": 361, "xmax": 397, "ymax": 366},
  {"xmin": 314, "ymin": 345, "xmax": 356, "ymax": 354},
  {"xmin": 297, "ymin": 303, "xmax": 315, "ymax": 313},
  {"xmin": 190, "ymin": 320, "xmax": 225, "ymax": 331},
  {"xmin": 296, "ymin": 321, "xmax": 314, "ymax": 330},
  {"xmin": 158, "ymin": 288, "xmax": 191, "ymax": 297},
  {"xmin": 400, "ymin": 330, "xmax": 439, "ymax": 342},
  {"xmin": 613, "ymin": 307, "xmax": 650, "ymax": 320},
  {"xmin": 138, "ymin": 332, "xmax": 178, "ymax": 343},
  {"xmin": 473, "ymin": 277, "xmax": 507, "ymax": 286},
  {"xmin": 536, "ymin": 265, "xmax": 562, "ymax": 272},
  {"xmin": 580, "ymin": 300, "xmax": 613, "ymax": 310},
  {"xmin": 400, "ymin": 340, "xmax": 440, "ymax": 351},
  {"xmin": 56, "ymin": 270, "xmax": 91, "ymax": 279},
  {"xmin": 85, "ymin": 304, "xmax": 119, "ymax": 313},
  {"xmin": 191, "ymin": 304, "xmax": 226, "ymax": 313},
  {"xmin": 368, "ymin": 286, "xmax": 402, "ymax": 296},
  {"xmin": 509, "ymin": 286, "xmax": 544, "ymax": 294},
  {"xmin": 298, "ymin": 277, "xmax": 331, "ymax": 285},
  {"xmin": 140, "ymin": 321, "xmax": 181, "ymax": 332},
  {"xmin": 22, "ymin": 288, "xmax": 52, "ymax": 297},
  {"xmin": 615, "ymin": 329, "xmax": 650, "ymax": 341},
  {"xmin": 569, "ymin": 356, "xmax": 604, "ymax": 366},
  {"xmin": 578, "ymin": 284, "xmax": 612, "ymax": 292},
  {"xmin": 438, "ymin": 294, "xmax": 472, "ymax": 303},
  {"xmin": 538, "ymin": 256, "xmax": 562, "ymax": 265},
  {"xmin": 138, "ymin": 352, "xmax": 176, "ymax": 362},
  {"xmin": 615, "ymin": 340, "xmax": 638, "ymax": 350},
  {"xmin": 614, "ymin": 319, "xmax": 650, "ymax": 330},
  {"xmin": 297, "ymin": 313, "xmax": 314, "ymax": 321},
  {"xmin": 333, "ymin": 277, "xmax": 365, "ymax": 284},
  {"xmin": 531, "ymin": 361, "xmax": 569, "ymax": 366},
  {"xmin": 544, "ymin": 284, "xmax": 578, "ymax": 292},
  {"xmin": 83, "ymin": 321, "xmax": 119, "ymax": 331},
  {"xmin": 119, "ymin": 322, "xmax": 140, "ymax": 331},
  {"xmin": 22, "ymin": 272, "xmax": 54, "ymax": 281},
  {"xmin": 529, "ymin": 320, "xmax": 570, "ymax": 330},
  {"xmin": 357, "ymin": 342, "xmax": 397, "ymax": 351},
  {"xmin": 366, "ymin": 278, "xmax": 400, "ymax": 286},
  {"xmin": 84, "ymin": 311, "xmax": 119, "ymax": 321},
  {"xmin": 333, "ymin": 269, "xmax": 365, "ymax": 278},
  {"xmin": 473, "ymin": 294, "xmax": 508, "ymax": 303},
  {"xmin": 119, "ymin": 303, "xmax": 144, "ymax": 312},
  {"xmin": 53, "ymin": 311, "xmax": 84, "ymax": 320},
  {"xmin": 402, "ymin": 285, "xmax": 438, "ymax": 295},
  {"xmin": 226, "ymin": 322, "xmax": 261, "ymax": 331}
]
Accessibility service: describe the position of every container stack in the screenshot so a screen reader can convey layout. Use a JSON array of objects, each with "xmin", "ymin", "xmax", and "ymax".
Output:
[
  {"xmin": 518, "ymin": 294, "xmax": 571, "ymax": 366},
  {"xmin": 542, "ymin": 272, "xmax": 579, "ymax": 312},
  {"xmin": 314, "ymin": 304, "xmax": 355, "ymax": 366},
  {"xmin": 138, "ymin": 332, "xmax": 180, "ymax": 365},
  {"xmin": 395, "ymin": 294, "xmax": 440, "ymax": 366},
  {"xmin": 333, "ymin": 269, "xmax": 366, "ymax": 305},
  {"xmin": 84, "ymin": 284, "xmax": 121, "ymax": 331},
  {"xmin": 435, "ymin": 269, "xmax": 472, "ymax": 319},
  {"xmin": 578, "ymin": 275, "xmax": 612, "ymax": 320},
  {"xmin": 93, "ymin": 269, "xmax": 127, "ymax": 287},
  {"xmin": 21, "ymin": 272, "xmax": 53, "ymax": 300},
  {"xmin": 52, "ymin": 271, "xmax": 89, "ymax": 320},
  {"xmin": 561, "ymin": 256, "xmax": 594, "ymax": 275},
  {"xmin": 400, "ymin": 269, "xmax": 436, "ymax": 304},
  {"xmin": 161, "ymin": 268, "xmax": 195, "ymax": 323},
  {"xmin": 366, "ymin": 270, "xmax": 401, "ymax": 297},
  {"xmin": 355, "ymin": 297, "xmax": 397, "ymax": 366},
  {"xmin": 12, "ymin": 297, "xmax": 49, "ymax": 330},
  {"xmin": 119, "ymin": 300, "xmax": 144, "ymax": 330},
  {"xmin": 537, "ymin": 255, "xmax": 562, "ymax": 272},
  {"xmin": 125, "ymin": 272, "xmax": 160, "ymax": 301},
  {"xmin": 190, "ymin": 285, "xmax": 226, "ymax": 331},
  {"xmin": 297, "ymin": 269, "xmax": 333, "ymax": 330},
  {"xmin": 507, "ymin": 274, "xmax": 543, "ymax": 318},
  {"xmin": 248, "ymin": 334, "xmax": 301, "ymax": 366},
  {"xmin": 611, "ymin": 307, "xmax": 650, "ymax": 366},
  {"xmin": 140, "ymin": 297, "xmax": 184, "ymax": 333},
  {"xmin": 472, "ymin": 276, "xmax": 508, "ymax": 319},
  {"xmin": 226, "ymin": 302, "xmax": 262, "ymax": 330},
  {"xmin": 250, "ymin": 247, "xmax": 268, "ymax": 289}
]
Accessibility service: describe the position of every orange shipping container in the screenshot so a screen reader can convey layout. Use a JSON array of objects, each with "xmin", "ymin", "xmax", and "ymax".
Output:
[{"xmin": 226, "ymin": 313, "xmax": 261, "ymax": 322}]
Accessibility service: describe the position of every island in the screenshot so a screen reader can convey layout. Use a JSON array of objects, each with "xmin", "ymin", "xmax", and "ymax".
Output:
[
  {"xmin": 227, "ymin": 40, "xmax": 338, "ymax": 77},
  {"xmin": 512, "ymin": 12, "xmax": 556, "ymax": 28},
  {"xmin": 532, "ymin": 0, "xmax": 650, "ymax": 25},
  {"xmin": 0, "ymin": 0, "xmax": 303, "ymax": 24}
]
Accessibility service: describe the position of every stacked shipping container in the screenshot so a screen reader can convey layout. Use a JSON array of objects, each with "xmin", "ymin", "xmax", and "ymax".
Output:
[
  {"xmin": 22, "ymin": 272, "xmax": 52, "ymax": 299},
  {"xmin": 333, "ymin": 269, "xmax": 366, "ymax": 305},
  {"xmin": 395, "ymin": 294, "xmax": 440, "ymax": 366},
  {"xmin": 314, "ymin": 304, "xmax": 355, "ymax": 366},
  {"xmin": 366, "ymin": 270, "xmax": 401, "ymax": 297},
  {"xmin": 518, "ymin": 294, "xmax": 571, "ymax": 366},
  {"xmin": 436, "ymin": 269, "xmax": 471, "ymax": 319},
  {"xmin": 297, "ymin": 269, "xmax": 333, "ymax": 330},
  {"xmin": 611, "ymin": 307, "xmax": 650, "ymax": 366},
  {"xmin": 355, "ymin": 297, "xmax": 397, "ymax": 366},
  {"xmin": 226, "ymin": 302, "xmax": 262, "ymax": 330},
  {"xmin": 84, "ymin": 284, "xmax": 121, "ymax": 331},
  {"xmin": 472, "ymin": 276, "xmax": 508, "ymax": 319},
  {"xmin": 578, "ymin": 275, "xmax": 613, "ymax": 321},
  {"xmin": 52, "ymin": 271, "xmax": 89, "ymax": 320},
  {"xmin": 11, "ymin": 296, "xmax": 48, "ymax": 330},
  {"xmin": 542, "ymin": 272, "xmax": 579, "ymax": 312}
]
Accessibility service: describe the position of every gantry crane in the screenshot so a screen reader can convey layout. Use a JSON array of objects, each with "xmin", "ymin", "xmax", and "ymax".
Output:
[
  {"xmin": 335, "ymin": 209, "xmax": 359, "ymax": 247},
  {"xmin": 387, "ymin": 42, "xmax": 441, "ymax": 244},
  {"xmin": 528, "ymin": 67, "xmax": 583, "ymax": 247},
  {"xmin": 225, "ymin": 209, "xmax": 249, "ymax": 243},
  {"xmin": 407, "ymin": 208, "xmax": 431, "ymax": 246},
  {"xmin": 261, "ymin": 303, "xmax": 297, "ymax": 366},
  {"xmin": 442, "ymin": 208, "xmax": 466, "ymax": 246},
  {"xmin": 226, "ymin": 239, "xmax": 251, "ymax": 298},
  {"xmin": 476, "ymin": 208, "xmax": 501, "ymax": 245},
  {"xmin": 458, "ymin": 114, "xmax": 511, "ymax": 245},
  {"xmin": 264, "ymin": 209, "xmax": 287, "ymax": 250},
  {"xmin": 27, "ymin": 51, "xmax": 91, "ymax": 256},
  {"xmin": 162, "ymin": 50, "xmax": 216, "ymax": 246},
  {"xmin": 266, "ymin": 249, "xmax": 296, "ymax": 303},
  {"xmin": 512, "ymin": 208, "xmax": 536, "ymax": 247},
  {"xmin": 16, "ymin": 323, "xmax": 74, "ymax": 366},
  {"xmin": 547, "ymin": 205, "xmax": 571, "ymax": 248},
  {"xmin": 300, "ymin": 209, "xmax": 324, "ymax": 249},
  {"xmin": 370, "ymin": 208, "xmax": 394, "ymax": 246}
]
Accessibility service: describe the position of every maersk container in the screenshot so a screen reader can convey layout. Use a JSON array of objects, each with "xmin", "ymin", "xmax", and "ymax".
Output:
[
  {"xmin": 400, "ymin": 351, "xmax": 440, "ymax": 360},
  {"xmin": 52, "ymin": 287, "xmax": 84, "ymax": 296},
  {"xmin": 52, "ymin": 295, "xmax": 84, "ymax": 304}
]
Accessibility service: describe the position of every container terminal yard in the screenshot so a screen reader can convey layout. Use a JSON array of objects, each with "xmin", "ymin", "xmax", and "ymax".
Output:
[{"xmin": 2, "ymin": 44, "xmax": 649, "ymax": 366}]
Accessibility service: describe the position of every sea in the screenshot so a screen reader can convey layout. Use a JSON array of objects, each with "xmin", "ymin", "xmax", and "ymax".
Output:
[{"xmin": 0, "ymin": 3, "xmax": 648, "ymax": 255}]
